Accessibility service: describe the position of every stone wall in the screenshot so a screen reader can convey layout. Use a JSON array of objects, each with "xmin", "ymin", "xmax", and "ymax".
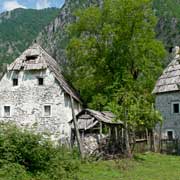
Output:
[
  {"xmin": 0, "ymin": 68, "xmax": 81, "ymax": 143},
  {"xmin": 155, "ymin": 91, "xmax": 180, "ymax": 139}
]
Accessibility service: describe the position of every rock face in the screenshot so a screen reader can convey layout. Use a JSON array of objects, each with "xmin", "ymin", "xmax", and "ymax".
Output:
[
  {"xmin": 0, "ymin": 44, "xmax": 81, "ymax": 144},
  {"xmin": 37, "ymin": 0, "xmax": 103, "ymax": 69},
  {"xmin": 154, "ymin": 0, "xmax": 180, "ymax": 52}
]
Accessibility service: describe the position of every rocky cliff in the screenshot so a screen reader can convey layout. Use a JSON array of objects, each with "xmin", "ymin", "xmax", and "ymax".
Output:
[{"xmin": 37, "ymin": 0, "xmax": 103, "ymax": 68}]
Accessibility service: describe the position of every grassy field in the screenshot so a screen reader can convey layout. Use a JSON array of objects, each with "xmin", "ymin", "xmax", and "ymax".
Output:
[{"xmin": 79, "ymin": 153, "xmax": 180, "ymax": 180}]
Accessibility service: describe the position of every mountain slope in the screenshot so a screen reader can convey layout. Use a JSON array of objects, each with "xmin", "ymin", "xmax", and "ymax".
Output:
[
  {"xmin": 1, "ymin": 0, "xmax": 180, "ymax": 71},
  {"xmin": 37, "ymin": 0, "xmax": 103, "ymax": 68},
  {"xmin": 36, "ymin": 0, "xmax": 180, "ymax": 69},
  {"xmin": 0, "ymin": 8, "xmax": 59, "ymax": 67}
]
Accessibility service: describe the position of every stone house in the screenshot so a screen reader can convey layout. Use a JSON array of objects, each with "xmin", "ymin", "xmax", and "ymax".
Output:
[
  {"xmin": 153, "ymin": 46, "xmax": 180, "ymax": 140},
  {"xmin": 0, "ymin": 43, "xmax": 82, "ymax": 143}
]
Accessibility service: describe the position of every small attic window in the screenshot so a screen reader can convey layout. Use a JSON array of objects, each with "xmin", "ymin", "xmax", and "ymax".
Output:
[
  {"xmin": 38, "ymin": 77, "xmax": 44, "ymax": 85},
  {"xmin": 26, "ymin": 55, "xmax": 38, "ymax": 61},
  {"xmin": 13, "ymin": 78, "xmax": 18, "ymax": 86}
]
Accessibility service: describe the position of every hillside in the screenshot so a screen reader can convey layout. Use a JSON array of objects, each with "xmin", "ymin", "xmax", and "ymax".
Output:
[
  {"xmin": 0, "ymin": 8, "xmax": 59, "ymax": 67},
  {"xmin": 36, "ymin": 0, "xmax": 180, "ymax": 69},
  {"xmin": 37, "ymin": 0, "xmax": 103, "ymax": 68},
  {"xmin": 0, "ymin": 0, "xmax": 180, "ymax": 70}
]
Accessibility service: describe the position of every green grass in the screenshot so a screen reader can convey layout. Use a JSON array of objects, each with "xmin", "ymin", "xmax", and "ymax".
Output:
[{"xmin": 79, "ymin": 153, "xmax": 180, "ymax": 180}]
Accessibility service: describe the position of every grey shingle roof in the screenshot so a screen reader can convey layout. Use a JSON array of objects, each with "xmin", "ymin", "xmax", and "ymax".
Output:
[{"xmin": 153, "ymin": 52, "xmax": 180, "ymax": 94}]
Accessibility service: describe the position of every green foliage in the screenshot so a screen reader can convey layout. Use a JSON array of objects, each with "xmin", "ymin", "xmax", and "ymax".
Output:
[
  {"xmin": 107, "ymin": 89, "xmax": 163, "ymax": 130},
  {"xmin": 67, "ymin": 0, "xmax": 165, "ymax": 129},
  {"xmin": 0, "ymin": 124, "xmax": 80, "ymax": 180},
  {"xmin": 0, "ymin": 124, "xmax": 54, "ymax": 172}
]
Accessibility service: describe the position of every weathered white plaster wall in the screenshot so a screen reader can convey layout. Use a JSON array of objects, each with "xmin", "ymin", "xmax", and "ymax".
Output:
[
  {"xmin": 155, "ymin": 92, "xmax": 180, "ymax": 139},
  {"xmin": 0, "ymin": 68, "xmax": 81, "ymax": 144}
]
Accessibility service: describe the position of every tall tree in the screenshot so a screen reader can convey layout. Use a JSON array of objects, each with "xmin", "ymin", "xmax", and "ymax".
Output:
[
  {"xmin": 67, "ymin": 0, "xmax": 165, "ymax": 107},
  {"xmin": 67, "ymin": 0, "xmax": 165, "ymax": 155}
]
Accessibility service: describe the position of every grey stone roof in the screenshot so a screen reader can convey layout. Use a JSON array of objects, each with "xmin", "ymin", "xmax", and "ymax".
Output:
[
  {"xmin": 7, "ymin": 44, "xmax": 82, "ymax": 103},
  {"xmin": 153, "ymin": 47, "xmax": 180, "ymax": 94}
]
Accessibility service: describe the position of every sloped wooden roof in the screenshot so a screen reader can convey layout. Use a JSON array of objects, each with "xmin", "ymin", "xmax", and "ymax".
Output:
[
  {"xmin": 7, "ymin": 44, "xmax": 82, "ymax": 103},
  {"xmin": 70, "ymin": 109, "xmax": 123, "ymax": 130},
  {"xmin": 153, "ymin": 49, "xmax": 180, "ymax": 94}
]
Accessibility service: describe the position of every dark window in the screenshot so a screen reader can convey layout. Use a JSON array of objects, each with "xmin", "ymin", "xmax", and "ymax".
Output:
[
  {"xmin": 173, "ymin": 103, "xmax": 179, "ymax": 113},
  {"xmin": 13, "ymin": 78, "xmax": 18, "ymax": 86},
  {"xmin": 167, "ymin": 131, "xmax": 173, "ymax": 140},
  {"xmin": 4, "ymin": 106, "xmax": 10, "ymax": 117},
  {"xmin": 38, "ymin": 78, "xmax": 44, "ymax": 85},
  {"xmin": 26, "ymin": 55, "xmax": 38, "ymax": 61},
  {"xmin": 169, "ymin": 47, "xmax": 173, "ymax": 53},
  {"xmin": 44, "ymin": 105, "xmax": 51, "ymax": 116}
]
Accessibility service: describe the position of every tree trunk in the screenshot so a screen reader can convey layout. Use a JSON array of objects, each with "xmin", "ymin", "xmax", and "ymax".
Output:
[
  {"xmin": 152, "ymin": 128, "xmax": 156, "ymax": 152},
  {"xmin": 125, "ymin": 122, "xmax": 132, "ymax": 158},
  {"xmin": 70, "ymin": 96, "xmax": 84, "ymax": 158}
]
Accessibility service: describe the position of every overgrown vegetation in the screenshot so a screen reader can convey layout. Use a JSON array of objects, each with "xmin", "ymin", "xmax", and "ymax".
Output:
[
  {"xmin": 1, "ymin": 124, "xmax": 180, "ymax": 180},
  {"xmin": 0, "ymin": 124, "xmax": 80, "ymax": 180}
]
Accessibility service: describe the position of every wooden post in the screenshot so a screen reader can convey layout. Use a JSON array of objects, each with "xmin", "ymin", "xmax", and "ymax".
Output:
[
  {"xmin": 115, "ymin": 127, "xmax": 118, "ymax": 141},
  {"xmin": 100, "ymin": 122, "xmax": 103, "ymax": 138},
  {"xmin": 124, "ymin": 109, "xmax": 132, "ymax": 158},
  {"xmin": 146, "ymin": 128, "xmax": 150, "ymax": 151},
  {"xmin": 125, "ymin": 122, "xmax": 132, "ymax": 158},
  {"xmin": 158, "ymin": 124, "xmax": 162, "ymax": 153},
  {"xmin": 70, "ymin": 96, "xmax": 84, "ymax": 158},
  {"xmin": 152, "ymin": 128, "xmax": 156, "ymax": 152}
]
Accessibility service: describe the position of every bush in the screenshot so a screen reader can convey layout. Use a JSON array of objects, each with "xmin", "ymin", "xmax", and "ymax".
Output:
[
  {"xmin": 0, "ymin": 162, "xmax": 31, "ymax": 180},
  {"xmin": 0, "ymin": 124, "xmax": 55, "ymax": 172},
  {"xmin": 0, "ymin": 124, "xmax": 81, "ymax": 180}
]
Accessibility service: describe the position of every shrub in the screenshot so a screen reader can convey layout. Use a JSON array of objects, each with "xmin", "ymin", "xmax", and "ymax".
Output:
[
  {"xmin": 0, "ymin": 124, "xmax": 81, "ymax": 180},
  {"xmin": 0, "ymin": 124, "xmax": 55, "ymax": 172}
]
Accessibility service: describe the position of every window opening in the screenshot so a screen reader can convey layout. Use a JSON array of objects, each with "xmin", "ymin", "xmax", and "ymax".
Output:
[
  {"xmin": 38, "ymin": 77, "xmax": 44, "ymax": 86},
  {"xmin": 13, "ymin": 78, "xmax": 18, "ymax": 86},
  {"xmin": 44, "ymin": 105, "xmax": 51, "ymax": 116},
  {"xmin": 4, "ymin": 106, "xmax": 10, "ymax": 117}
]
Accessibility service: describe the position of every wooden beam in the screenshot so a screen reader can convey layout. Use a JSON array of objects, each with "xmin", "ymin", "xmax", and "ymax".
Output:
[
  {"xmin": 70, "ymin": 96, "xmax": 84, "ymax": 158},
  {"xmin": 100, "ymin": 122, "xmax": 103, "ymax": 138}
]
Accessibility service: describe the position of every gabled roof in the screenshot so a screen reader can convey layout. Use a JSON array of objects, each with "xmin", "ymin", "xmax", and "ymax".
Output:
[
  {"xmin": 153, "ymin": 47, "xmax": 180, "ymax": 94},
  {"xmin": 70, "ymin": 109, "xmax": 123, "ymax": 130},
  {"xmin": 7, "ymin": 44, "xmax": 82, "ymax": 103}
]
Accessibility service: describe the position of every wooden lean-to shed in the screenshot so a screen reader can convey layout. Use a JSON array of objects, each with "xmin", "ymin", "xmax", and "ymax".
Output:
[{"xmin": 70, "ymin": 109, "xmax": 124, "ymax": 154}]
